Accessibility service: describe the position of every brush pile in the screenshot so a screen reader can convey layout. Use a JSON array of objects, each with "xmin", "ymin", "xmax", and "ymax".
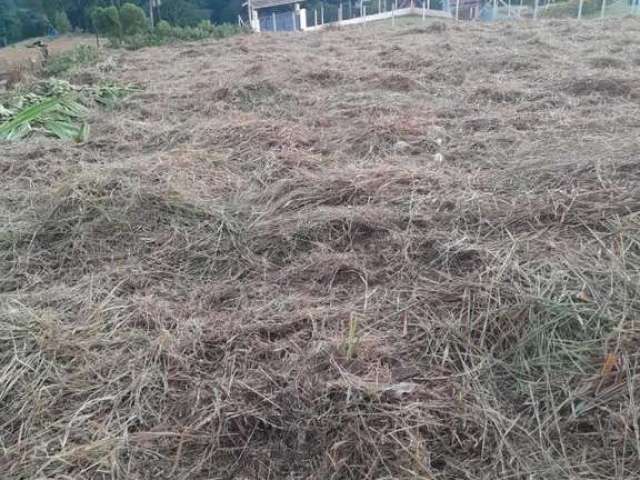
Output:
[{"xmin": 2, "ymin": 17, "xmax": 640, "ymax": 480}]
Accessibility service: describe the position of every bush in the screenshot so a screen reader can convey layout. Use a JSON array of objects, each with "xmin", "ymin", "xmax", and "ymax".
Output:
[
  {"xmin": 197, "ymin": 19, "xmax": 215, "ymax": 33},
  {"xmin": 155, "ymin": 20, "xmax": 172, "ymax": 36},
  {"xmin": 122, "ymin": 32, "xmax": 162, "ymax": 49},
  {"xmin": 52, "ymin": 11, "xmax": 72, "ymax": 34},
  {"xmin": 120, "ymin": 3, "xmax": 147, "ymax": 36},
  {"xmin": 158, "ymin": 0, "xmax": 202, "ymax": 26},
  {"xmin": 211, "ymin": 23, "xmax": 242, "ymax": 39},
  {"xmin": 91, "ymin": 6, "xmax": 122, "ymax": 42},
  {"xmin": 46, "ymin": 45, "xmax": 100, "ymax": 76},
  {"xmin": 120, "ymin": 20, "xmax": 245, "ymax": 50}
]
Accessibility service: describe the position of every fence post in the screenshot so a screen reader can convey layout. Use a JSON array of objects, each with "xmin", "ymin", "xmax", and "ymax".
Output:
[
  {"xmin": 492, "ymin": 0, "xmax": 497, "ymax": 18},
  {"xmin": 392, "ymin": 0, "xmax": 397, "ymax": 25},
  {"xmin": 600, "ymin": 0, "xmax": 606, "ymax": 18},
  {"xmin": 427, "ymin": 0, "xmax": 430, "ymax": 11},
  {"xmin": 533, "ymin": 0, "xmax": 538, "ymax": 19},
  {"xmin": 299, "ymin": 7, "xmax": 307, "ymax": 28},
  {"xmin": 379, "ymin": 0, "xmax": 382, "ymax": 13},
  {"xmin": 314, "ymin": 8, "xmax": 318, "ymax": 25},
  {"xmin": 507, "ymin": 0, "xmax": 511, "ymax": 16},
  {"xmin": 360, "ymin": 0, "xmax": 364, "ymax": 16},
  {"xmin": 339, "ymin": 2, "xmax": 343, "ymax": 20},
  {"xmin": 577, "ymin": 0, "xmax": 583, "ymax": 18},
  {"xmin": 456, "ymin": 0, "xmax": 460, "ymax": 19},
  {"xmin": 272, "ymin": 11, "xmax": 277, "ymax": 30},
  {"xmin": 363, "ymin": 5, "xmax": 367, "ymax": 22},
  {"xmin": 321, "ymin": 2, "xmax": 325, "ymax": 23}
]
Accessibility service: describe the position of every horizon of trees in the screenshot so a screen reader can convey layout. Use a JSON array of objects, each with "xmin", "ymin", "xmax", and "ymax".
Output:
[{"xmin": 0, "ymin": 0, "xmax": 243, "ymax": 45}]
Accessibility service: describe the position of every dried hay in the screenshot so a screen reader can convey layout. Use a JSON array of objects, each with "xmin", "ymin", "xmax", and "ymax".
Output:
[{"xmin": 2, "ymin": 16, "xmax": 640, "ymax": 480}]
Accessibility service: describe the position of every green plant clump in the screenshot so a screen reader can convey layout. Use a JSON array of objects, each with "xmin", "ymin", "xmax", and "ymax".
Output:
[
  {"xmin": 45, "ymin": 45, "xmax": 100, "ymax": 77},
  {"xmin": 91, "ymin": 6, "xmax": 122, "ymax": 42},
  {"xmin": 120, "ymin": 3, "xmax": 148, "ymax": 36},
  {"xmin": 121, "ymin": 21, "xmax": 244, "ymax": 49},
  {"xmin": 0, "ymin": 79, "xmax": 140, "ymax": 141},
  {"xmin": 52, "ymin": 11, "xmax": 72, "ymax": 34}
]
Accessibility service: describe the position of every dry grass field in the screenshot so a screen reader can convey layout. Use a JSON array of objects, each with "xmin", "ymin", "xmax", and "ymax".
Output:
[
  {"xmin": 2, "ymin": 17, "xmax": 640, "ymax": 479},
  {"xmin": 0, "ymin": 35, "xmax": 94, "ymax": 83},
  {"xmin": 0, "ymin": 35, "xmax": 94, "ymax": 65}
]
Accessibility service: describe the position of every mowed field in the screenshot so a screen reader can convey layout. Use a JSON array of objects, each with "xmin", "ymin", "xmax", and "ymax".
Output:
[{"xmin": 2, "ymin": 17, "xmax": 640, "ymax": 479}]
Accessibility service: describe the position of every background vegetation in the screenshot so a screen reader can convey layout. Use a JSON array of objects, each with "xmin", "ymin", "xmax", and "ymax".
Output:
[
  {"xmin": 89, "ymin": 3, "xmax": 243, "ymax": 49},
  {"xmin": 0, "ymin": 0, "xmax": 243, "ymax": 45}
]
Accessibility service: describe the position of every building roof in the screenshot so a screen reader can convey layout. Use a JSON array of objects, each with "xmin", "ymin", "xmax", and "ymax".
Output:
[{"xmin": 251, "ymin": 0, "xmax": 301, "ymax": 9}]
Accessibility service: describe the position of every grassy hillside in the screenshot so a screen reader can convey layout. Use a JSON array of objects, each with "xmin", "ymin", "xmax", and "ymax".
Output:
[{"xmin": 2, "ymin": 17, "xmax": 640, "ymax": 479}]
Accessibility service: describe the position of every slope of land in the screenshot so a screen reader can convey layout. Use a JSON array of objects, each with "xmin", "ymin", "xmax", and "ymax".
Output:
[
  {"xmin": 2, "ymin": 18, "xmax": 640, "ymax": 479},
  {"xmin": 0, "ymin": 35, "xmax": 94, "ymax": 74}
]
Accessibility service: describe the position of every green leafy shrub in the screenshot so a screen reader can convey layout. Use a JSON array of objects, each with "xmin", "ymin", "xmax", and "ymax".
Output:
[
  {"xmin": 211, "ymin": 23, "xmax": 242, "ymax": 39},
  {"xmin": 197, "ymin": 19, "xmax": 215, "ymax": 33},
  {"xmin": 91, "ymin": 6, "xmax": 122, "ymax": 42},
  {"xmin": 158, "ymin": 0, "xmax": 202, "ymax": 26},
  {"xmin": 122, "ymin": 33, "xmax": 160, "ymax": 49},
  {"xmin": 155, "ymin": 20, "xmax": 172, "ymax": 36},
  {"xmin": 52, "ymin": 11, "xmax": 72, "ymax": 34},
  {"xmin": 0, "ymin": 79, "xmax": 141, "ymax": 141},
  {"xmin": 120, "ymin": 3, "xmax": 148, "ymax": 36},
  {"xmin": 122, "ymin": 21, "xmax": 245, "ymax": 50},
  {"xmin": 45, "ymin": 45, "xmax": 100, "ymax": 77}
]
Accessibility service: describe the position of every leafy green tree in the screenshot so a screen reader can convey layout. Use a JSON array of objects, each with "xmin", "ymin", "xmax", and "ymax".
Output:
[
  {"xmin": 91, "ymin": 5, "xmax": 121, "ymax": 41},
  {"xmin": 155, "ymin": 19, "xmax": 171, "ymax": 35},
  {"xmin": 42, "ymin": 0, "xmax": 69, "ymax": 23},
  {"xmin": 65, "ymin": 0, "xmax": 100, "ymax": 31},
  {"xmin": 119, "ymin": 2, "xmax": 146, "ymax": 35},
  {"xmin": 207, "ymin": 0, "xmax": 242, "ymax": 24},
  {"xmin": 0, "ymin": 0, "xmax": 14, "ymax": 44},
  {"xmin": 17, "ymin": 8, "xmax": 48, "ymax": 38},
  {"xmin": 159, "ymin": 0, "xmax": 202, "ymax": 26},
  {"xmin": 52, "ymin": 10, "xmax": 72, "ymax": 32}
]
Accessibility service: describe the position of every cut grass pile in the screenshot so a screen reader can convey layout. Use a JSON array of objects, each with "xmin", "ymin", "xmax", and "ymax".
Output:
[{"xmin": 1, "ymin": 16, "xmax": 640, "ymax": 480}]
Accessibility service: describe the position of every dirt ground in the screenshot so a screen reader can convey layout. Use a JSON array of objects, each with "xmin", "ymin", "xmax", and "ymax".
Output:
[{"xmin": 2, "ymin": 17, "xmax": 640, "ymax": 480}]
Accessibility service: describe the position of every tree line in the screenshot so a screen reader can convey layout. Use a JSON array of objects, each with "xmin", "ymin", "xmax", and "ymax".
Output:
[{"xmin": 0, "ymin": 0, "xmax": 243, "ymax": 45}]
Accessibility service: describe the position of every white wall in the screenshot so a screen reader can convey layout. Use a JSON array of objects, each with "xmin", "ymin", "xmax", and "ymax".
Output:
[{"xmin": 304, "ymin": 6, "xmax": 451, "ymax": 31}]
